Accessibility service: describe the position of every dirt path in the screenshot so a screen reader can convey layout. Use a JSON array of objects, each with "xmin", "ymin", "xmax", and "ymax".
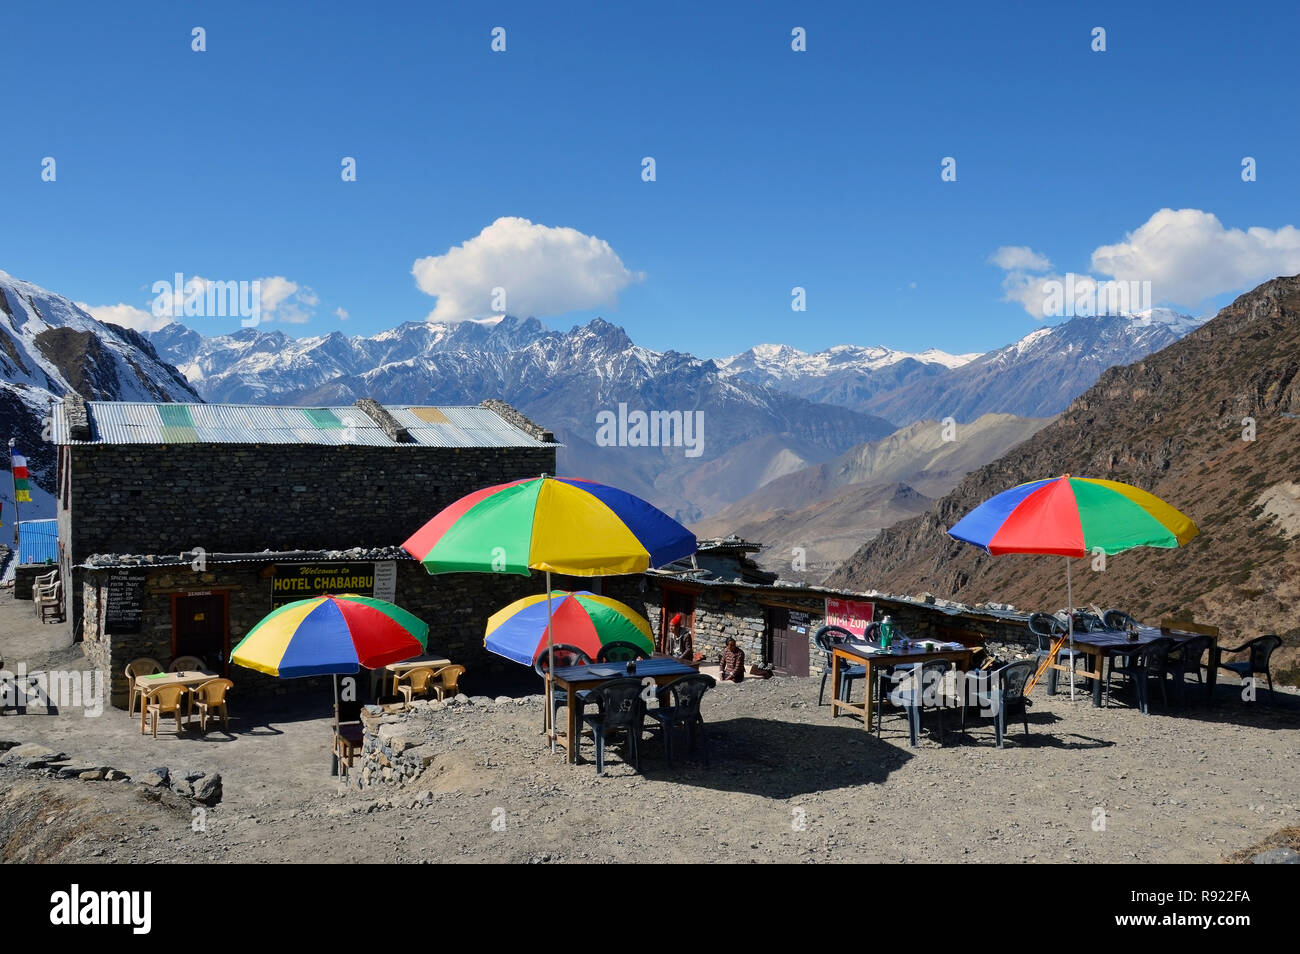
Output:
[{"xmin": 3, "ymin": 593, "xmax": 1298, "ymax": 863}]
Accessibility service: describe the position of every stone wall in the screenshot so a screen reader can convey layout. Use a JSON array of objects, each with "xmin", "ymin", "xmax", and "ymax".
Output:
[
  {"xmin": 604, "ymin": 577, "xmax": 1034, "ymax": 670},
  {"xmin": 83, "ymin": 557, "xmax": 553, "ymax": 709},
  {"xmin": 67, "ymin": 443, "xmax": 556, "ymax": 559},
  {"xmin": 63, "ymin": 439, "xmax": 555, "ymax": 639}
]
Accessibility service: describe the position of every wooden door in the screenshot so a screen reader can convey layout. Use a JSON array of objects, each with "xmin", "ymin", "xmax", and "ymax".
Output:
[
  {"xmin": 768, "ymin": 607, "xmax": 810, "ymax": 677},
  {"xmin": 172, "ymin": 593, "xmax": 229, "ymax": 672}
]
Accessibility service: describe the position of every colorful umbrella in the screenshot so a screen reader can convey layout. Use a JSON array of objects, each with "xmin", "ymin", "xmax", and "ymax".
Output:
[
  {"xmin": 948, "ymin": 475, "xmax": 1198, "ymax": 695},
  {"xmin": 402, "ymin": 475, "xmax": 696, "ymax": 577},
  {"xmin": 231, "ymin": 593, "xmax": 429, "ymax": 774},
  {"xmin": 232, "ymin": 594, "xmax": 429, "ymax": 677},
  {"xmin": 486, "ymin": 591, "xmax": 655, "ymax": 666},
  {"xmin": 948, "ymin": 475, "xmax": 1198, "ymax": 557},
  {"xmin": 403, "ymin": 474, "xmax": 695, "ymax": 746}
]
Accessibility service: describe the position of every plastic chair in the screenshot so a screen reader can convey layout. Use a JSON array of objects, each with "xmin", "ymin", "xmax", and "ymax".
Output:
[
  {"xmin": 1028, "ymin": 612, "xmax": 1085, "ymax": 690},
  {"xmin": 125, "ymin": 658, "xmax": 165, "ymax": 716},
  {"xmin": 596, "ymin": 641, "xmax": 650, "ymax": 663},
  {"xmin": 1106, "ymin": 637, "xmax": 1175, "ymax": 713},
  {"xmin": 144, "ymin": 684, "xmax": 190, "ymax": 737},
  {"xmin": 1166, "ymin": 635, "xmax": 1209, "ymax": 706},
  {"xmin": 169, "ymin": 655, "xmax": 206, "ymax": 673},
  {"xmin": 37, "ymin": 581, "xmax": 64, "ymax": 622},
  {"xmin": 645, "ymin": 673, "xmax": 716, "ymax": 767},
  {"xmin": 961, "ymin": 659, "xmax": 1035, "ymax": 747},
  {"xmin": 432, "ymin": 664, "xmax": 465, "ymax": 701},
  {"xmin": 881, "ymin": 660, "xmax": 952, "ymax": 746},
  {"xmin": 579, "ymin": 678, "xmax": 645, "ymax": 775},
  {"xmin": 1216, "ymin": 635, "xmax": 1283, "ymax": 702},
  {"xmin": 193, "ymin": 678, "xmax": 233, "ymax": 731},
  {"xmin": 813, "ymin": 625, "xmax": 865, "ymax": 706},
  {"xmin": 1102, "ymin": 609, "xmax": 1140, "ymax": 631},
  {"xmin": 395, "ymin": 666, "xmax": 438, "ymax": 708},
  {"xmin": 533, "ymin": 645, "xmax": 593, "ymax": 733}
]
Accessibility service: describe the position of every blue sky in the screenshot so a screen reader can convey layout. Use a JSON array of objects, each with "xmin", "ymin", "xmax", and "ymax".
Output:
[{"xmin": 1, "ymin": 0, "xmax": 1297, "ymax": 357}]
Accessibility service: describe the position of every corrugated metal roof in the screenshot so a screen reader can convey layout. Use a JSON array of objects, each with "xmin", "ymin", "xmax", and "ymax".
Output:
[
  {"xmin": 54, "ymin": 402, "xmax": 555, "ymax": 448},
  {"xmin": 18, "ymin": 520, "xmax": 59, "ymax": 564}
]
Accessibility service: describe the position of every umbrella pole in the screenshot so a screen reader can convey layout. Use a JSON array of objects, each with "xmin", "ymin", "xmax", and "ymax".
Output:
[
  {"xmin": 331, "ymin": 673, "xmax": 340, "ymax": 777},
  {"xmin": 545, "ymin": 570, "xmax": 556, "ymax": 753},
  {"xmin": 1066, "ymin": 557, "xmax": 1076, "ymax": 700}
]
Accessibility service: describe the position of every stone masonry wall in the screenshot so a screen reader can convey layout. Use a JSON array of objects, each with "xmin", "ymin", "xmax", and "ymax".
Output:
[
  {"xmin": 64, "ymin": 440, "xmax": 555, "ymax": 642},
  {"xmin": 67, "ymin": 444, "xmax": 556, "ymax": 560},
  {"xmin": 84, "ymin": 558, "xmax": 551, "ymax": 709},
  {"xmin": 604, "ymin": 577, "xmax": 1034, "ymax": 670}
]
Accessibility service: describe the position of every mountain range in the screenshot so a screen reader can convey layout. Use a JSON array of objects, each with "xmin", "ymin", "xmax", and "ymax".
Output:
[
  {"xmin": 147, "ymin": 305, "xmax": 1201, "ymax": 519},
  {"xmin": 0, "ymin": 271, "xmax": 199, "ymax": 517},
  {"xmin": 0, "ymin": 267, "xmax": 1207, "ymax": 529},
  {"xmin": 828, "ymin": 274, "xmax": 1300, "ymax": 680}
]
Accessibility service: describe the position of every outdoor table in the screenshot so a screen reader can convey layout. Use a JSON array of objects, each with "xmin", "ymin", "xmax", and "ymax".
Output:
[
  {"xmin": 830, "ymin": 641, "xmax": 974, "ymax": 733},
  {"xmin": 1054, "ymin": 626, "xmax": 1221, "ymax": 707},
  {"xmin": 134, "ymin": 670, "xmax": 217, "ymax": 733},
  {"xmin": 381, "ymin": 654, "xmax": 452, "ymax": 697},
  {"xmin": 549, "ymin": 658, "xmax": 698, "ymax": 765}
]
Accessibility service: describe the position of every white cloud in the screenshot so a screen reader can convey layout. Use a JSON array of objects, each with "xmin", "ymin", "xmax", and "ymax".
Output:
[
  {"xmin": 994, "ymin": 209, "xmax": 1300, "ymax": 318},
  {"xmin": 335, "ymin": 307, "xmax": 349, "ymax": 321},
  {"xmin": 77, "ymin": 301, "xmax": 173, "ymax": 333},
  {"xmin": 989, "ymin": 246, "xmax": 1052, "ymax": 272},
  {"xmin": 144, "ymin": 274, "xmax": 319, "ymax": 325},
  {"xmin": 256, "ymin": 276, "xmax": 318, "ymax": 324},
  {"xmin": 1090, "ymin": 208, "xmax": 1300, "ymax": 305},
  {"xmin": 411, "ymin": 216, "xmax": 644, "ymax": 323}
]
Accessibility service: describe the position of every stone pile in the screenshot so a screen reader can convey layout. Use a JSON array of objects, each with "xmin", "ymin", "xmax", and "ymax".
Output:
[
  {"xmin": 353, "ymin": 695, "xmax": 541, "ymax": 789},
  {"xmin": 0, "ymin": 739, "xmax": 222, "ymax": 805}
]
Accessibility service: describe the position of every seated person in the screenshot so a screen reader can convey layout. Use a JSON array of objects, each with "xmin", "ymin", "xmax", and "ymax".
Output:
[
  {"xmin": 720, "ymin": 638, "xmax": 746, "ymax": 682},
  {"xmin": 666, "ymin": 613, "xmax": 694, "ymax": 659}
]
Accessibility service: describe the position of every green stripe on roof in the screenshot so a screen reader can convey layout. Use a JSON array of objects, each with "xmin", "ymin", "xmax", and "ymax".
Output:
[
  {"xmin": 157, "ymin": 405, "xmax": 194, "ymax": 428},
  {"xmin": 157, "ymin": 405, "xmax": 197, "ymax": 443},
  {"xmin": 302, "ymin": 408, "xmax": 344, "ymax": 429}
]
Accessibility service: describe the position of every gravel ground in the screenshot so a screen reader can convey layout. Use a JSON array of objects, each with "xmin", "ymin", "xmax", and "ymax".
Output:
[{"xmin": 3, "ymin": 595, "xmax": 1298, "ymax": 864}]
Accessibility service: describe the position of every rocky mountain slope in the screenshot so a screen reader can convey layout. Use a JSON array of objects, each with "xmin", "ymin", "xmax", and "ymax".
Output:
[
  {"xmin": 695, "ymin": 413, "xmax": 1051, "ymax": 580},
  {"xmin": 0, "ymin": 272, "xmax": 200, "ymax": 519},
  {"xmin": 829, "ymin": 276, "xmax": 1300, "ymax": 682}
]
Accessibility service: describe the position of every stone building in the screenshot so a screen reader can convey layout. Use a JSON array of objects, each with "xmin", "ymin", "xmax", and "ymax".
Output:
[
  {"xmin": 52, "ymin": 396, "xmax": 557, "ymax": 707},
  {"xmin": 603, "ymin": 539, "xmax": 1032, "ymax": 676}
]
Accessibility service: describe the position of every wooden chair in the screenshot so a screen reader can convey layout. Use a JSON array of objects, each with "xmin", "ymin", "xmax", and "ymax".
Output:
[
  {"xmin": 395, "ymin": 667, "xmax": 437, "ymax": 708},
  {"xmin": 169, "ymin": 655, "xmax": 206, "ymax": 673},
  {"xmin": 144, "ymin": 684, "xmax": 191, "ymax": 737},
  {"xmin": 125, "ymin": 658, "xmax": 165, "ymax": 716},
  {"xmin": 333, "ymin": 699, "xmax": 364, "ymax": 778},
  {"xmin": 192, "ymin": 679, "xmax": 234, "ymax": 731},
  {"xmin": 432, "ymin": 664, "xmax": 465, "ymax": 701}
]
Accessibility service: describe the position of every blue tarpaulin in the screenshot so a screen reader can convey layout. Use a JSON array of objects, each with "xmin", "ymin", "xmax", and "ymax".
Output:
[{"xmin": 17, "ymin": 519, "xmax": 58, "ymax": 565}]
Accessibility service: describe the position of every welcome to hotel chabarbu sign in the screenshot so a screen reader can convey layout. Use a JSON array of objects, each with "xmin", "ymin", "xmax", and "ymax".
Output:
[{"xmin": 271, "ymin": 562, "xmax": 394, "ymax": 608}]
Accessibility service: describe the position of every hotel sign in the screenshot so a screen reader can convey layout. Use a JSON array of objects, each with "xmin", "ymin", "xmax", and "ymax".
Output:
[{"xmin": 272, "ymin": 562, "xmax": 380, "ymax": 608}]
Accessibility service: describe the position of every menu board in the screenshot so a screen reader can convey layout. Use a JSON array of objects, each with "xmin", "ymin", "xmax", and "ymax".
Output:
[
  {"xmin": 104, "ymin": 570, "xmax": 146, "ymax": 634},
  {"xmin": 788, "ymin": 610, "xmax": 812, "ymax": 635}
]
